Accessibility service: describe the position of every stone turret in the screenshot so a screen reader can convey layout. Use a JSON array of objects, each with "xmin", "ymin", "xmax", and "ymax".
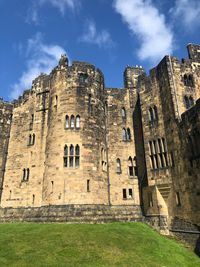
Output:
[{"xmin": 124, "ymin": 65, "xmax": 145, "ymax": 89}]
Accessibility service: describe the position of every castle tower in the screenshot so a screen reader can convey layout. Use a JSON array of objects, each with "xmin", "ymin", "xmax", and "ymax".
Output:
[
  {"xmin": 0, "ymin": 99, "xmax": 13, "ymax": 201},
  {"xmin": 41, "ymin": 57, "xmax": 109, "ymax": 205},
  {"xmin": 1, "ymin": 73, "xmax": 50, "ymax": 208}
]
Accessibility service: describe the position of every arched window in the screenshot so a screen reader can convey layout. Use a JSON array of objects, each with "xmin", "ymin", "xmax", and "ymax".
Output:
[
  {"xmin": 70, "ymin": 115, "xmax": 75, "ymax": 128},
  {"xmin": 75, "ymin": 145, "xmax": 80, "ymax": 167},
  {"xmin": 133, "ymin": 157, "xmax": 138, "ymax": 176},
  {"xmin": 116, "ymin": 158, "xmax": 121, "ymax": 173},
  {"xmin": 128, "ymin": 157, "xmax": 134, "ymax": 177},
  {"xmin": 122, "ymin": 128, "xmax": 127, "ymax": 141},
  {"xmin": 148, "ymin": 107, "xmax": 154, "ymax": 122},
  {"xmin": 65, "ymin": 115, "xmax": 69, "ymax": 129},
  {"xmin": 69, "ymin": 145, "xmax": 74, "ymax": 167},
  {"xmin": 76, "ymin": 115, "xmax": 80, "ymax": 128},
  {"xmin": 149, "ymin": 106, "xmax": 158, "ymax": 124},
  {"xmin": 127, "ymin": 128, "xmax": 131, "ymax": 141},
  {"xmin": 184, "ymin": 74, "xmax": 194, "ymax": 87},
  {"xmin": 121, "ymin": 107, "xmax": 126, "ymax": 119},
  {"xmin": 153, "ymin": 106, "xmax": 158, "ymax": 121},
  {"xmin": 64, "ymin": 145, "xmax": 68, "ymax": 167}
]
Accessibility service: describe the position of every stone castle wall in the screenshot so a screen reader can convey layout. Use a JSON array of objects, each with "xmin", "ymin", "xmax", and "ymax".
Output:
[{"xmin": 0, "ymin": 44, "xmax": 199, "ymax": 253}]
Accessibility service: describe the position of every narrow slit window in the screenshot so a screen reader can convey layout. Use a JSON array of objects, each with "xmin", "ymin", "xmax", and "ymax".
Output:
[
  {"xmin": 122, "ymin": 128, "xmax": 127, "ymax": 141},
  {"xmin": 127, "ymin": 128, "xmax": 131, "ymax": 141},
  {"xmin": 87, "ymin": 180, "xmax": 90, "ymax": 192},
  {"xmin": 128, "ymin": 189, "xmax": 133, "ymax": 198},
  {"xmin": 65, "ymin": 115, "xmax": 69, "ymax": 129},
  {"xmin": 116, "ymin": 158, "xmax": 121, "ymax": 173},
  {"xmin": 76, "ymin": 115, "xmax": 80, "ymax": 128},
  {"xmin": 123, "ymin": 189, "xmax": 127, "ymax": 199},
  {"xmin": 121, "ymin": 107, "xmax": 126, "ymax": 119},
  {"xmin": 70, "ymin": 115, "xmax": 75, "ymax": 128}
]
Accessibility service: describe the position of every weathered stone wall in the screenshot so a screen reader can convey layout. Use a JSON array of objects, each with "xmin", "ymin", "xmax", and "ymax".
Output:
[
  {"xmin": 42, "ymin": 60, "xmax": 109, "ymax": 205},
  {"xmin": 131, "ymin": 45, "xmax": 200, "ymax": 244},
  {"xmin": 0, "ymin": 204, "xmax": 143, "ymax": 223},
  {"xmin": 106, "ymin": 88, "xmax": 140, "ymax": 205},
  {"xmin": 0, "ymin": 99, "xmax": 13, "ymax": 200},
  {"xmin": 1, "ymin": 74, "xmax": 50, "ymax": 208},
  {"xmin": 170, "ymin": 217, "xmax": 200, "ymax": 256}
]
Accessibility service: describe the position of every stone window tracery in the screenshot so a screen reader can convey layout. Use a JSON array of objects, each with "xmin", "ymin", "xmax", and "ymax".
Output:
[
  {"xmin": 184, "ymin": 95, "xmax": 194, "ymax": 109},
  {"xmin": 64, "ymin": 144, "xmax": 80, "ymax": 168},
  {"xmin": 183, "ymin": 74, "xmax": 194, "ymax": 87},
  {"xmin": 148, "ymin": 106, "xmax": 158, "ymax": 126},
  {"xmin": 148, "ymin": 138, "xmax": 169, "ymax": 170}
]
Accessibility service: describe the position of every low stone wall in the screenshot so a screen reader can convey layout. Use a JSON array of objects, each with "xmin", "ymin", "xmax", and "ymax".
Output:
[
  {"xmin": 0, "ymin": 204, "xmax": 143, "ymax": 223},
  {"xmin": 145, "ymin": 215, "xmax": 169, "ymax": 235},
  {"xmin": 170, "ymin": 217, "xmax": 200, "ymax": 256}
]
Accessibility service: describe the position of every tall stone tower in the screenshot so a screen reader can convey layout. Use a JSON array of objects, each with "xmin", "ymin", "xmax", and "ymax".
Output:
[{"xmin": 42, "ymin": 57, "xmax": 109, "ymax": 205}]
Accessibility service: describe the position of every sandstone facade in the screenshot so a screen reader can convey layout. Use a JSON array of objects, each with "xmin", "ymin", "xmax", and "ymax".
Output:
[{"xmin": 0, "ymin": 44, "xmax": 199, "ymax": 250}]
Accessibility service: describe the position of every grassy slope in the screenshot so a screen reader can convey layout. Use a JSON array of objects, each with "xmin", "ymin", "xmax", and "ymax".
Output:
[{"xmin": 0, "ymin": 222, "xmax": 199, "ymax": 267}]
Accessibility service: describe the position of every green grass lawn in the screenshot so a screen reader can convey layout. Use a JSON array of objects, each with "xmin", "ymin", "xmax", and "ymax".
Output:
[{"xmin": 0, "ymin": 222, "xmax": 199, "ymax": 267}]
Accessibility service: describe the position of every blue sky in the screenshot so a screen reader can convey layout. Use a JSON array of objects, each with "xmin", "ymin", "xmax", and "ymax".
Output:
[{"xmin": 0, "ymin": 0, "xmax": 200, "ymax": 100}]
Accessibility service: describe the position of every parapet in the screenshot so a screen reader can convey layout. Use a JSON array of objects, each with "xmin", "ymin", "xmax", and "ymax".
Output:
[
  {"xmin": 124, "ymin": 65, "xmax": 145, "ymax": 89},
  {"xmin": 187, "ymin": 43, "xmax": 200, "ymax": 63}
]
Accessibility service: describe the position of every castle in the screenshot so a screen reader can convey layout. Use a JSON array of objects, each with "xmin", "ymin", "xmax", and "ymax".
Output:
[{"xmin": 0, "ymin": 44, "xmax": 199, "ymax": 252}]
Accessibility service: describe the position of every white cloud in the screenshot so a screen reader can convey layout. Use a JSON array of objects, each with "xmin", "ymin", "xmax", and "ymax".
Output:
[
  {"xmin": 10, "ymin": 33, "xmax": 66, "ymax": 99},
  {"xmin": 80, "ymin": 20, "xmax": 114, "ymax": 49},
  {"xmin": 39, "ymin": 0, "xmax": 80, "ymax": 14},
  {"xmin": 113, "ymin": 0, "xmax": 173, "ymax": 63},
  {"xmin": 172, "ymin": 0, "xmax": 200, "ymax": 27},
  {"xmin": 27, "ymin": 0, "xmax": 80, "ymax": 24}
]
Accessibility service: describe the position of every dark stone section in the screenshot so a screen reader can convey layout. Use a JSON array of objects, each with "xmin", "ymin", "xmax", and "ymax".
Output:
[
  {"xmin": 0, "ymin": 204, "xmax": 143, "ymax": 223},
  {"xmin": 170, "ymin": 217, "xmax": 200, "ymax": 256},
  {"xmin": 145, "ymin": 215, "xmax": 169, "ymax": 234}
]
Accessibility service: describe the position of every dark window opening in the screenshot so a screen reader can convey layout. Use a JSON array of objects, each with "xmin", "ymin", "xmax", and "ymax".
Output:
[
  {"xmin": 88, "ymin": 94, "xmax": 92, "ymax": 114},
  {"xmin": 32, "ymin": 194, "xmax": 35, "ymax": 205},
  {"xmin": 123, "ymin": 189, "xmax": 127, "ymax": 199},
  {"xmin": 121, "ymin": 107, "xmax": 126, "ymax": 120},
  {"xmin": 128, "ymin": 189, "xmax": 133, "ymax": 198},
  {"xmin": 127, "ymin": 128, "xmax": 131, "ymax": 141},
  {"xmin": 70, "ymin": 115, "xmax": 75, "ymax": 128},
  {"xmin": 116, "ymin": 158, "xmax": 121, "ymax": 173},
  {"xmin": 87, "ymin": 180, "xmax": 90, "ymax": 192},
  {"xmin": 176, "ymin": 192, "xmax": 181, "ymax": 206}
]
